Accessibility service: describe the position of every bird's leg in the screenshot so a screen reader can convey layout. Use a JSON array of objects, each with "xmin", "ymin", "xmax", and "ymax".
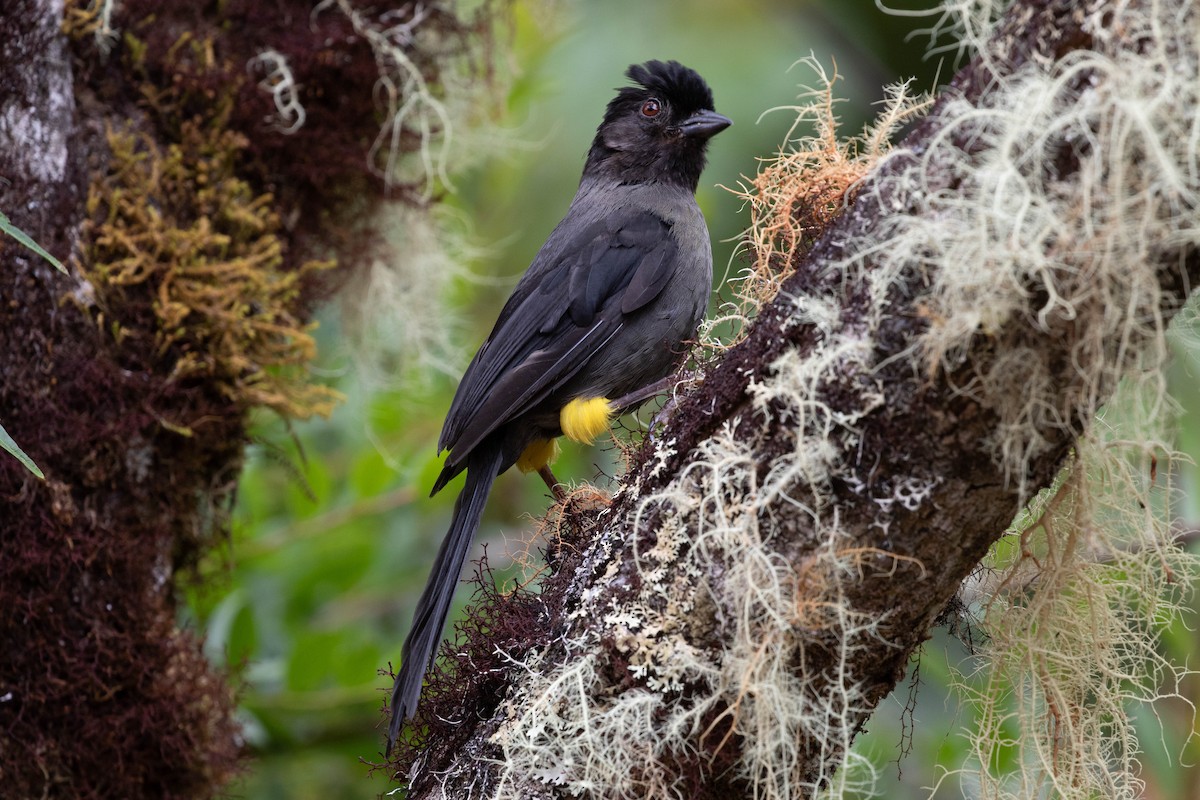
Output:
[
  {"xmin": 538, "ymin": 464, "xmax": 567, "ymax": 502},
  {"xmin": 610, "ymin": 372, "xmax": 692, "ymax": 412},
  {"xmin": 648, "ymin": 393, "xmax": 685, "ymax": 442},
  {"xmin": 611, "ymin": 371, "xmax": 697, "ymax": 441}
]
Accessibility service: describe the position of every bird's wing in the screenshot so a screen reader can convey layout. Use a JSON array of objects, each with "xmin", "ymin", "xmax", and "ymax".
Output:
[{"xmin": 437, "ymin": 209, "xmax": 678, "ymax": 461}]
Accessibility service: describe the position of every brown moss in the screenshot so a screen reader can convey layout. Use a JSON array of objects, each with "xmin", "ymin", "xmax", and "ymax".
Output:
[
  {"xmin": 65, "ymin": 0, "xmax": 505, "ymax": 262},
  {"xmin": 383, "ymin": 490, "xmax": 609, "ymax": 792},
  {"xmin": 727, "ymin": 64, "xmax": 930, "ymax": 316}
]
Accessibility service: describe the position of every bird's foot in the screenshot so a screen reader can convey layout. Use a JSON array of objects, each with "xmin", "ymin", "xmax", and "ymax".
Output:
[
  {"xmin": 647, "ymin": 393, "xmax": 686, "ymax": 442},
  {"xmin": 538, "ymin": 464, "xmax": 567, "ymax": 502},
  {"xmin": 611, "ymin": 373, "xmax": 678, "ymax": 411}
]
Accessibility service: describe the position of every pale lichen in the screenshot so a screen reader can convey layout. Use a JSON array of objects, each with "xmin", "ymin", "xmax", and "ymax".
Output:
[{"xmin": 433, "ymin": 2, "xmax": 1200, "ymax": 798}]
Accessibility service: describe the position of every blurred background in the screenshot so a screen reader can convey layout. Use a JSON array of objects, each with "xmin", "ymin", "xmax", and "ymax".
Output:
[{"xmin": 184, "ymin": 1, "xmax": 1200, "ymax": 796}]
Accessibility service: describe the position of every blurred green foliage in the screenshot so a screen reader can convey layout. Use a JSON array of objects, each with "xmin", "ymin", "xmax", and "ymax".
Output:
[{"xmin": 184, "ymin": 1, "xmax": 1199, "ymax": 797}]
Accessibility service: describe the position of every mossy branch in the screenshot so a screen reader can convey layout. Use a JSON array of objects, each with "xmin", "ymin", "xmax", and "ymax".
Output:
[{"xmin": 392, "ymin": 1, "xmax": 1200, "ymax": 798}]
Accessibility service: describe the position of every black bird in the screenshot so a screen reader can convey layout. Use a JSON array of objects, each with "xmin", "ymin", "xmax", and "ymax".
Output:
[{"xmin": 387, "ymin": 60, "xmax": 730, "ymax": 750}]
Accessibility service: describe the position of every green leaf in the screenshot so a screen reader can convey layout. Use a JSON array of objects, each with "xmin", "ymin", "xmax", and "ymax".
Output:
[
  {"xmin": 1, "ymin": 210, "xmax": 66, "ymax": 274},
  {"xmin": 0, "ymin": 420, "xmax": 44, "ymax": 479}
]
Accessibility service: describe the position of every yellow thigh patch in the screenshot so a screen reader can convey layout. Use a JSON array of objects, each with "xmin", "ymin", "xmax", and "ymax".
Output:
[
  {"xmin": 516, "ymin": 438, "xmax": 561, "ymax": 473},
  {"xmin": 560, "ymin": 396, "xmax": 614, "ymax": 445}
]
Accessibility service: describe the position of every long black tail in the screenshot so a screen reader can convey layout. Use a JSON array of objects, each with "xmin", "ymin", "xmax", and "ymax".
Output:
[{"xmin": 387, "ymin": 445, "xmax": 503, "ymax": 752}]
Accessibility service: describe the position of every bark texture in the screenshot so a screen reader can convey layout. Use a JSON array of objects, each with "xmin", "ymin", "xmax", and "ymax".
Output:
[
  {"xmin": 0, "ymin": 1, "xmax": 499, "ymax": 796},
  {"xmin": 1, "ymin": 4, "xmax": 243, "ymax": 798}
]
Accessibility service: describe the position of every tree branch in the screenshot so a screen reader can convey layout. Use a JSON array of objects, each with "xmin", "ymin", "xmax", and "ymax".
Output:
[{"xmin": 394, "ymin": 1, "xmax": 1200, "ymax": 797}]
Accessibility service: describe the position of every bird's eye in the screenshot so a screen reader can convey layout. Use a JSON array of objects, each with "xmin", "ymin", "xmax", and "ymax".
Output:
[{"xmin": 640, "ymin": 99, "xmax": 661, "ymax": 118}]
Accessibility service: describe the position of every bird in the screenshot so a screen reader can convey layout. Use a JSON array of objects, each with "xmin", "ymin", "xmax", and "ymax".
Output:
[{"xmin": 387, "ymin": 59, "xmax": 730, "ymax": 751}]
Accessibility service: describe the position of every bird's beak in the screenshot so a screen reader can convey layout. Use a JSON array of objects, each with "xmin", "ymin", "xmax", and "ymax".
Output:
[{"xmin": 677, "ymin": 109, "xmax": 732, "ymax": 139}]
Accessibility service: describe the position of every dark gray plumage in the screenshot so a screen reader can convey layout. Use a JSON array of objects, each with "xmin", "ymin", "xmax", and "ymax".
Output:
[{"xmin": 388, "ymin": 59, "xmax": 730, "ymax": 752}]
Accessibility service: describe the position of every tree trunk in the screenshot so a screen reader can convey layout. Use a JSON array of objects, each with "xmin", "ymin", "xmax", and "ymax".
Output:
[
  {"xmin": 0, "ymin": 2, "xmax": 246, "ymax": 796},
  {"xmin": 0, "ymin": 1, "xmax": 499, "ymax": 796}
]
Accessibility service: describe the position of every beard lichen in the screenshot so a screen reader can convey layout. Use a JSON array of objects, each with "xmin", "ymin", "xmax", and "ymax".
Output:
[
  {"xmin": 453, "ymin": 2, "xmax": 1200, "ymax": 799},
  {"xmin": 948, "ymin": 399, "xmax": 1194, "ymax": 800},
  {"xmin": 860, "ymin": 1, "xmax": 1200, "ymax": 797}
]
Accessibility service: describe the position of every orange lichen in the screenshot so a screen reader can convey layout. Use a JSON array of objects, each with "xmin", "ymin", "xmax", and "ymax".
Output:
[{"xmin": 727, "ymin": 61, "xmax": 930, "ymax": 316}]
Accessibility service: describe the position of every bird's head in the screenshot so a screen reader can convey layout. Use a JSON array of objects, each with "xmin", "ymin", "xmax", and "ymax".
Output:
[{"xmin": 584, "ymin": 60, "xmax": 731, "ymax": 192}]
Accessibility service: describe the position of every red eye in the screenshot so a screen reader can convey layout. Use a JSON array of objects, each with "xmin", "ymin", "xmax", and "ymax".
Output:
[{"xmin": 640, "ymin": 98, "xmax": 661, "ymax": 118}]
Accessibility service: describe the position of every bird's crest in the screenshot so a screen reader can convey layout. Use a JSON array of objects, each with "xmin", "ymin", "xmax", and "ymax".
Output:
[{"xmin": 621, "ymin": 60, "xmax": 715, "ymax": 115}]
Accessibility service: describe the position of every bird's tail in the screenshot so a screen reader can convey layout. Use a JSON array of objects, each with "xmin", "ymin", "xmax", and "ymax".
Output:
[{"xmin": 387, "ymin": 445, "xmax": 503, "ymax": 752}]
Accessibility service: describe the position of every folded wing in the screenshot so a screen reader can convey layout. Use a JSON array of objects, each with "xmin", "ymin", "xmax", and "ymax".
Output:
[{"xmin": 434, "ymin": 210, "xmax": 677, "ymax": 486}]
